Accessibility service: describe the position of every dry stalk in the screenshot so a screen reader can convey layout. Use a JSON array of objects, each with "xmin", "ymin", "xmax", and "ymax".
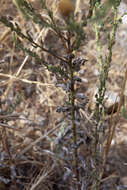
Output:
[
  {"xmin": 29, "ymin": 164, "xmax": 54, "ymax": 190},
  {"xmin": 107, "ymin": 67, "xmax": 127, "ymax": 153}
]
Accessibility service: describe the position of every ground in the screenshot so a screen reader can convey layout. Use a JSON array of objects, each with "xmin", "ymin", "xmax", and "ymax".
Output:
[{"xmin": 0, "ymin": 0, "xmax": 127, "ymax": 189}]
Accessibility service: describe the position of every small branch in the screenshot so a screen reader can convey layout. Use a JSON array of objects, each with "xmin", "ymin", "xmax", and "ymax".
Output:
[
  {"xmin": 0, "ymin": 73, "xmax": 55, "ymax": 86},
  {"xmin": 0, "ymin": 123, "xmax": 20, "ymax": 130}
]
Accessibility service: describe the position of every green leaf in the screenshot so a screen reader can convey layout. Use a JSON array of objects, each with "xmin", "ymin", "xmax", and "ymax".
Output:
[
  {"xmin": 121, "ymin": 106, "xmax": 127, "ymax": 119},
  {"xmin": 91, "ymin": 0, "xmax": 121, "ymax": 23},
  {"xmin": 13, "ymin": 0, "xmax": 30, "ymax": 19}
]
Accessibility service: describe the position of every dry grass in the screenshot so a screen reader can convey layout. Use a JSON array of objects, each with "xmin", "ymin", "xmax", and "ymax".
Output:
[{"xmin": 0, "ymin": 0, "xmax": 127, "ymax": 190}]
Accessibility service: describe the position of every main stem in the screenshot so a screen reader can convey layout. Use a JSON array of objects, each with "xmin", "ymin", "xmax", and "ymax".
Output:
[{"xmin": 68, "ymin": 55, "xmax": 80, "ymax": 190}]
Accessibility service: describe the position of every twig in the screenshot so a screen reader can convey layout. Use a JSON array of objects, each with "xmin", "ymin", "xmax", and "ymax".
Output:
[
  {"xmin": 0, "ymin": 123, "xmax": 20, "ymax": 130},
  {"xmin": 0, "ymin": 73, "xmax": 54, "ymax": 86}
]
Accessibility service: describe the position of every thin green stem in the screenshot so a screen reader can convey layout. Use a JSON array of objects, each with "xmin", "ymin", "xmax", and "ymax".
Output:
[
  {"xmin": 94, "ymin": 23, "xmax": 103, "ymax": 71},
  {"xmin": 67, "ymin": 41, "xmax": 80, "ymax": 189}
]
